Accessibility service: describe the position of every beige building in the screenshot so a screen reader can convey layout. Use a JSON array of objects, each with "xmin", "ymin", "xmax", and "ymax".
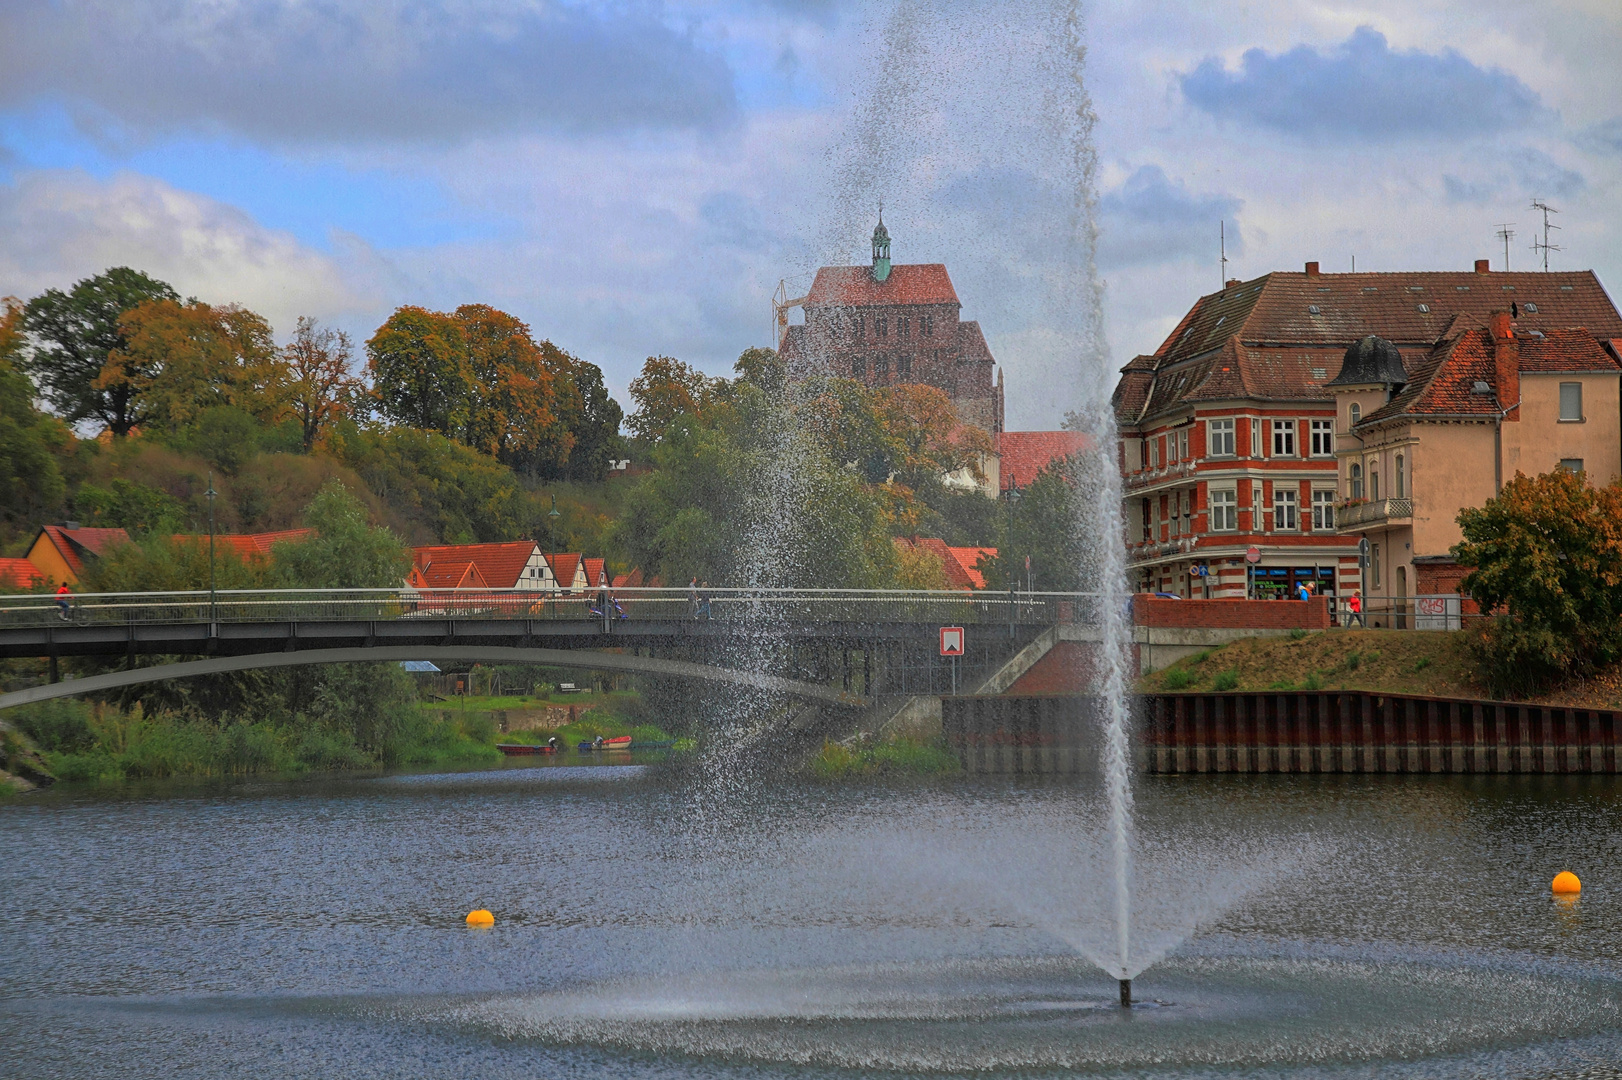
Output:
[{"xmin": 1329, "ymin": 312, "xmax": 1622, "ymax": 618}]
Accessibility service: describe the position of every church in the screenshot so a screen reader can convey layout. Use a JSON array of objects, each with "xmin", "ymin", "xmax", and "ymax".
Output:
[{"xmin": 777, "ymin": 218, "xmax": 1005, "ymax": 437}]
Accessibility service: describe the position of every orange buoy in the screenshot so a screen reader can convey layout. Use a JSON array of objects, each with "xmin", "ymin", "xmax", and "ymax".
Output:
[
  {"xmin": 465, "ymin": 908, "xmax": 495, "ymax": 926},
  {"xmin": 1552, "ymin": 871, "xmax": 1581, "ymax": 895}
]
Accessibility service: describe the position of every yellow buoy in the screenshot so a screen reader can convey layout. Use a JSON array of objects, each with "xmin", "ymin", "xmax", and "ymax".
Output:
[
  {"xmin": 1552, "ymin": 871, "xmax": 1581, "ymax": 895},
  {"xmin": 465, "ymin": 908, "xmax": 495, "ymax": 926}
]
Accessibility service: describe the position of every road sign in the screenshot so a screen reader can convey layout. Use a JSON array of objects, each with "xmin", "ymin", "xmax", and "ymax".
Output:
[
  {"xmin": 1245, "ymin": 546, "xmax": 1262, "ymax": 564},
  {"xmin": 940, "ymin": 626, "xmax": 965, "ymax": 656}
]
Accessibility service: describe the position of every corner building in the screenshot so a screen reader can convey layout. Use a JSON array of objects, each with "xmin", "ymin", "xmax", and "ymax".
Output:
[
  {"xmin": 1112, "ymin": 260, "xmax": 1622, "ymax": 603},
  {"xmin": 778, "ymin": 218, "xmax": 1004, "ymax": 436}
]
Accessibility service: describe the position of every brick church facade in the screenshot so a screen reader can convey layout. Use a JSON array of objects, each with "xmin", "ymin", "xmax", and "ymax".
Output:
[{"xmin": 778, "ymin": 218, "xmax": 1004, "ymax": 436}]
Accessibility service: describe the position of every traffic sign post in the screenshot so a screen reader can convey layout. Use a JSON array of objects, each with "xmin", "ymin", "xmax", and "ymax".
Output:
[
  {"xmin": 1245, "ymin": 546, "xmax": 1261, "ymax": 599},
  {"xmin": 941, "ymin": 626, "xmax": 965, "ymax": 696}
]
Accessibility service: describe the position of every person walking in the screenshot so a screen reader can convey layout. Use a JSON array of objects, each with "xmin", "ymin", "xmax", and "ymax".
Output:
[
  {"xmin": 687, "ymin": 577, "xmax": 699, "ymax": 620},
  {"xmin": 1346, "ymin": 590, "xmax": 1365, "ymax": 628},
  {"xmin": 697, "ymin": 581, "xmax": 712, "ymax": 620},
  {"xmin": 55, "ymin": 582, "xmax": 72, "ymax": 621}
]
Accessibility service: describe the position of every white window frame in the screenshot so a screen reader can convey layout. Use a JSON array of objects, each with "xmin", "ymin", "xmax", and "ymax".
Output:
[
  {"xmin": 1250, "ymin": 419, "xmax": 1263, "ymax": 458},
  {"xmin": 1207, "ymin": 418, "xmax": 1235, "ymax": 458},
  {"xmin": 1309, "ymin": 419, "xmax": 1334, "ymax": 457},
  {"xmin": 1349, "ymin": 462, "xmax": 1363, "ymax": 500},
  {"xmin": 1272, "ymin": 419, "xmax": 1297, "ymax": 457},
  {"xmin": 1395, "ymin": 454, "xmax": 1405, "ymax": 498},
  {"xmin": 1311, "ymin": 489, "xmax": 1336, "ymax": 530},
  {"xmin": 1178, "ymin": 428, "xmax": 1189, "ymax": 461},
  {"xmin": 1273, "ymin": 487, "xmax": 1299, "ymax": 531},
  {"xmin": 1209, "ymin": 487, "xmax": 1238, "ymax": 531},
  {"xmin": 1349, "ymin": 402, "xmax": 1361, "ymax": 426},
  {"xmin": 1560, "ymin": 382, "xmax": 1583, "ymax": 422}
]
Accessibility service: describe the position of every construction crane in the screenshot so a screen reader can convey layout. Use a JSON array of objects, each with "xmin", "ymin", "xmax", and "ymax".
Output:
[{"xmin": 772, "ymin": 279, "xmax": 809, "ymax": 349}]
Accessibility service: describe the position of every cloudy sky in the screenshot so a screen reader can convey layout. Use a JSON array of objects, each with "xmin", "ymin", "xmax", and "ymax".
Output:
[{"xmin": 1, "ymin": 0, "xmax": 1617, "ymax": 428}]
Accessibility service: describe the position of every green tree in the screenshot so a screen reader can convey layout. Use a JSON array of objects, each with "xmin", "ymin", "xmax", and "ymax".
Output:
[
  {"xmin": 0, "ymin": 298, "xmax": 70, "ymax": 541},
  {"xmin": 625, "ymin": 356, "xmax": 723, "ymax": 447},
  {"xmin": 272, "ymin": 480, "xmax": 411, "ymax": 588},
  {"xmin": 1454, "ymin": 469, "xmax": 1622, "ymax": 697},
  {"xmin": 73, "ymin": 478, "xmax": 184, "ymax": 534},
  {"xmin": 979, "ymin": 455, "xmax": 1089, "ymax": 592},
  {"xmin": 366, "ymin": 306, "xmax": 472, "ymax": 434},
  {"xmin": 22, "ymin": 267, "xmax": 180, "ymax": 433},
  {"xmin": 551, "ymin": 353, "xmax": 625, "ymax": 482},
  {"xmin": 333, "ymin": 426, "xmax": 534, "ymax": 544}
]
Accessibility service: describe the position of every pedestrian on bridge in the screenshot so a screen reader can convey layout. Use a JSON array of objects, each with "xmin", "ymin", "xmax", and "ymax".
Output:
[
  {"xmin": 698, "ymin": 582, "xmax": 712, "ymax": 620},
  {"xmin": 687, "ymin": 578, "xmax": 699, "ymax": 620}
]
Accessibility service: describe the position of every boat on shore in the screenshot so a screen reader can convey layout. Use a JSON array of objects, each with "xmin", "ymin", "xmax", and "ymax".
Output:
[
  {"xmin": 577, "ymin": 735, "xmax": 633, "ymax": 753},
  {"xmin": 497, "ymin": 738, "xmax": 561, "ymax": 756}
]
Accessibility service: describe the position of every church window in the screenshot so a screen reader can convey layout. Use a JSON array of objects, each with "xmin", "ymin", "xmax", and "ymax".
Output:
[
  {"xmin": 853, "ymin": 314, "xmax": 865, "ymax": 340},
  {"xmin": 897, "ymin": 355, "xmax": 912, "ymax": 377},
  {"xmin": 851, "ymin": 356, "xmax": 866, "ymax": 378},
  {"xmin": 876, "ymin": 316, "xmax": 888, "ymax": 339},
  {"xmin": 875, "ymin": 356, "xmax": 890, "ymax": 381},
  {"xmin": 920, "ymin": 314, "xmax": 934, "ymax": 337},
  {"xmin": 898, "ymin": 316, "xmax": 910, "ymax": 339}
]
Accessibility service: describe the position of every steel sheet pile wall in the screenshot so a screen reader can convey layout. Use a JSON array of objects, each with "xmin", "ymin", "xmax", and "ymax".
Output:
[
  {"xmin": 941, "ymin": 695, "xmax": 1100, "ymax": 774},
  {"xmin": 1144, "ymin": 691, "xmax": 1622, "ymax": 774}
]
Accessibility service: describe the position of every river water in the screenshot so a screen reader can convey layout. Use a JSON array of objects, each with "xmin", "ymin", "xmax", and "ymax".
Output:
[{"xmin": 6, "ymin": 761, "xmax": 1622, "ymax": 1078}]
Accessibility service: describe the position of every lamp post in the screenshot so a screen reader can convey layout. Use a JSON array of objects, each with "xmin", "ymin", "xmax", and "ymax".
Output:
[
  {"xmin": 1004, "ymin": 485, "xmax": 1021, "ymax": 635},
  {"xmin": 205, "ymin": 472, "xmax": 218, "ymax": 631},
  {"xmin": 548, "ymin": 494, "xmax": 561, "ymax": 548}
]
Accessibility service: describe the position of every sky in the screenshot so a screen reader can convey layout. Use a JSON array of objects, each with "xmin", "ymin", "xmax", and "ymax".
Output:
[{"xmin": 1, "ymin": 0, "xmax": 1617, "ymax": 430}]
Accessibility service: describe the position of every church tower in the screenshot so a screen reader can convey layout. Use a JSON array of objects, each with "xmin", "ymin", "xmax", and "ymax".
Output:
[{"xmin": 871, "ymin": 214, "xmax": 891, "ymax": 283}]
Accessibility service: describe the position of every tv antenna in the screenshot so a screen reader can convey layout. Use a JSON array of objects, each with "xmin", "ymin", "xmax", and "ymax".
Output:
[
  {"xmin": 1530, "ymin": 200, "xmax": 1561, "ymax": 271},
  {"xmin": 1495, "ymin": 223, "xmax": 1516, "ymax": 271},
  {"xmin": 1219, "ymin": 221, "xmax": 1228, "ymax": 286}
]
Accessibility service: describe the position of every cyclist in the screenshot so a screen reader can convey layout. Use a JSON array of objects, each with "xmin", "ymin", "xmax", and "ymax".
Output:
[{"xmin": 55, "ymin": 582, "xmax": 72, "ymax": 622}]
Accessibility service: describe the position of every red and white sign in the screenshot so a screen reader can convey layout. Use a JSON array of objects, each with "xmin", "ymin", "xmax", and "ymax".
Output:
[
  {"xmin": 939, "ymin": 626, "xmax": 965, "ymax": 656},
  {"xmin": 1245, "ymin": 546, "xmax": 1262, "ymax": 564}
]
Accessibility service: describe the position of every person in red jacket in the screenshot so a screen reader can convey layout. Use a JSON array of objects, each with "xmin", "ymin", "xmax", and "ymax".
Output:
[
  {"xmin": 1346, "ymin": 590, "xmax": 1364, "ymax": 628},
  {"xmin": 55, "ymin": 582, "xmax": 72, "ymax": 621}
]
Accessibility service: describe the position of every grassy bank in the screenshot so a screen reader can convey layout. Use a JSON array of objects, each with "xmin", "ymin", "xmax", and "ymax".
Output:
[
  {"xmin": 811, "ymin": 737, "xmax": 961, "ymax": 779},
  {"xmin": 1137, "ymin": 629, "xmax": 1622, "ymax": 710},
  {"xmin": 6, "ymin": 698, "xmax": 500, "ymax": 787}
]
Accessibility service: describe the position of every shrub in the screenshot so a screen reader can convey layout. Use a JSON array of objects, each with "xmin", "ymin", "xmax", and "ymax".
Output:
[
  {"xmin": 10, "ymin": 699, "xmax": 98, "ymax": 752},
  {"xmin": 1190, "ymin": 651, "xmax": 1211, "ymax": 665},
  {"xmin": 1162, "ymin": 667, "xmax": 1194, "ymax": 690},
  {"xmin": 1289, "ymin": 628, "xmax": 1309, "ymax": 641},
  {"xmin": 1212, "ymin": 668, "xmax": 1240, "ymax": 691},
  {"xmin": 1303, "ymin": 673, "xmax": 1324, "ymax": 691}
]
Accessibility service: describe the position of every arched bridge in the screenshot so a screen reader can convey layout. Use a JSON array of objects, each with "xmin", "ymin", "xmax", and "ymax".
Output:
[{"xmin": 0, "ymin": 587, "xmax": 1095, "ymax": 711}]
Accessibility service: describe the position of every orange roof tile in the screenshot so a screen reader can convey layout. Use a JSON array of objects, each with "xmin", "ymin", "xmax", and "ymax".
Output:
[
  {"xmin": 896, "ymin": 537, "xmax": 995, "ymax": 590},
  {"xmin": 413, "ymin": 541, "xmax": 539, "ymax": 589},
  {"xmin": 583, "ymin": 557, "xmax": 607, "ymax": 589},
  {"xmin": 997, "ymin": 431, "xmax": 1091, "ymax": 491},
  {"xmin": 546, "ymin": 552, "xmax": 583, "ymax": 588},
  {"xmin": 37, "ymin": 525, "xmax": 132, "ymax": 577},
  {"xmin": 173, "ymin": 529, "xmax": 313, "ymax": 560},
  {"xmin": 947, "ymin": 545, "xmax": 995, "ymax": 589},
  {"xmin": 0, "ymin": 557, "xmax": 45, "ymax": 589},
  {"xmin": 803, "ymin": 264, "xmax": 960, "ymax": 308},
  {"xmin": 415, "ymin": 559, "xmax": 489, "ymax": 589}
]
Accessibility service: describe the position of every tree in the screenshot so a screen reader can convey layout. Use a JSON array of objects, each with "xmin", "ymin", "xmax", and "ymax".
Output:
[
  {"xmin": 366, "ymin": 306, "xmax": 471, "ymax": 434},
  {"xmin": 283, "ymin": 317, "xmax": 364, "ymax": 451},
  {"xmin": 979, "ymin": 455, "xmax": 1089, "ymax": 592},
  {"xmin": 271, "ymin": 480, "xmax": 411, "ymax": 588},
  {"xmin": 1454, "ymin": 469, "xmax": 1622, "ymax": 697},
  {"xmin": 73, "ymin": 479, "xmax": 184, "ymax": 534},
  {"xmin": 332, "ymin": 426, "xmax": 534, "ymax": 544},
  {"xmin": 456, "ymin": 304, "xmax": 564, "ymax": 464},
  {"xmin": 625, "ymin": 356, "xmax": 723, "ymax": 446},
  {"xmin": 0, "ymin": 298, "xmax": 70, "ymax": 541},
  {"xmin": 97, "ymin": 299, "xmax": 283, "ymax": 432},
  {"xmin": 23, "ymin": 267, "xmax": 180, "ymax": 433},
  {"xmin": 550, "ymin": 352, "xmax": 625, "ymax": 482},
  {"xmin": 734, "ymin": 346, "xmax": 786, "ymax": 395}
]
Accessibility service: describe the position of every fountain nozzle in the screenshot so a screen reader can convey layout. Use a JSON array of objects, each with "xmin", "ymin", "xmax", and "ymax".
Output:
[{"xmin": 1119, "ymin": 979, "xmax": 1131, "ymax": 1007}]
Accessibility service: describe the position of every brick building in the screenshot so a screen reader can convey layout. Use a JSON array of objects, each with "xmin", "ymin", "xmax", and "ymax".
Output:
[
  {"xmin": 1112, "ymin": 260, "xmax": 1622, "ymax": 602},
  {"xmin": 778, "ymin": 217, "xmax": 1004, "ymax": 437}
]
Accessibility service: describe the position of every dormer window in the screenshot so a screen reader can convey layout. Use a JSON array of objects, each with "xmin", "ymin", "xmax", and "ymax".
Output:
[
  {"xmin": 1523, "ymin": 302, "xmax": 1539, "ymax": 313},
  {"xmin": 1417, "ymin": 304, "xmax": 1429, "ymax": 313},
  {"xmin": 1308, "ymin": 305, "xmax": 1321, "ymax": 314}
]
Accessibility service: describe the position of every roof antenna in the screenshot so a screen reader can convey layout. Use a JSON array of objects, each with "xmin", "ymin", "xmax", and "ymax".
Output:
[
  {"xmin": 1495, "ymin": 223, "xmax": 1516, "ymax": 271},
  {"xmin": 1530, "ymin": 200, "xmax": 1561, "ymax": 272},
  {"xmin": 1220, "ymin": 221, "xmax": 1228, "ymax": 287},
  {"xmin": 1351, "ymin": 255, "xmax": 1355, "ymax": 273}
]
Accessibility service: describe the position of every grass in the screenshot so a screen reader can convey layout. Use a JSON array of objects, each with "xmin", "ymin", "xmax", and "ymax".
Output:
[
  {"xmin": 1139, "ymin": 630, "xmax": 1477, "ymax": 699},
  {"xmin": 812, "ymin": 737, "xmax": 962, "ymax": 779}
]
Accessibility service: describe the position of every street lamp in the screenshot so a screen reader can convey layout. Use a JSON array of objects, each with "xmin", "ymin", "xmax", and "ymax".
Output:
[
  {"xmin": 205, "ymin": 472, "xmax": 218, "ymax": 631},
  {"xmin": 548, "ymin": 494, "xmax": 561, "ymax": 549}
]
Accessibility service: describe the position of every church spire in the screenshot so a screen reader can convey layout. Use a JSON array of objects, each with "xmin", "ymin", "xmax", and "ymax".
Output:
[{"xmin": 871, "ymin": 208, "xmax": 891, "ymax": 283}]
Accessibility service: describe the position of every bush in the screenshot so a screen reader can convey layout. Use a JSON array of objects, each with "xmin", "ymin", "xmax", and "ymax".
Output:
[
  {"xmin": 1162, "ymin": 667, "xmax": 1194, "ymax": 690},
  {"xmin": 1212, "ymin": 668, "xmax": 1240, "ymax": 691},
  {"xmin": 10, "ymin": 699, "xmax": 98, "ymax": 752},
  {"xmin": 1289, "ymin": 628, "xmax": 1309, "ymax": 641}
]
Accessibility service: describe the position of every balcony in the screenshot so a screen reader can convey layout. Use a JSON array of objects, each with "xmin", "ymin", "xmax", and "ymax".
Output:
[
  {"xmin": 1336, "ymin": 497, "xmax": 1413, "ymax": 530},
  {"xmin": 1123, "ymin": 460, "xmax": 1196, "ymax": 491}
]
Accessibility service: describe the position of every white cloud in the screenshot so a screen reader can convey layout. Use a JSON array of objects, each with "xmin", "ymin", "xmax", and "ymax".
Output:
[{"xmin": 0, "ymin": 170, "xmax": 376, "ymax": 333}]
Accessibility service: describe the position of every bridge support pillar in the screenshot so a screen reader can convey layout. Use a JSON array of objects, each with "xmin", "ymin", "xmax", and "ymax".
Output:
[{"xmin": 49, "ymin": 654, "xmax": 59, "ymax": 684}]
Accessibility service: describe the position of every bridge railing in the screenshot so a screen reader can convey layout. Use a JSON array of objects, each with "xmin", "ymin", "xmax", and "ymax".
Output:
[{"xmin": 0, "ymin": 587, "xmax": 1106, "ymax": 629}]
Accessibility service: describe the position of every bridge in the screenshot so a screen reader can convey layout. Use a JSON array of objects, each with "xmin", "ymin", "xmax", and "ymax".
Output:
[{"xmin": 0, "ymin": 587, "xmax": 1097, "ymax": 712}]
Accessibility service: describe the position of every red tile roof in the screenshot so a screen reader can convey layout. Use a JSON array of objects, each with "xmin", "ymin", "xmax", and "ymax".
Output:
[
  {"xmin": 36, "ymin": 525, "xmax": 132, "ymax": 577},
  {"xmin": 0, "ymin": 558, "xmax": 44, "ymax": 589},
  {"xmin": 1118, "ymin": 266, "xmax": 1622, "ymax": 426},
  {"xmin": 583, "ymin": 557, "xmax": 607, "ymax": 589},
  {"xmin": 612, "ymin": 567, "xmax": 645, "ymax": 589},
  {"xmin": 803, "ymin": 264, "xmax": 960, "ymax": 308},
  {"xmin": 411, "ymin": 559, "xmax": 489, "ymax": 590},
  {"xmin": 997, "ymin": 431, "xmax": 1092, "ymax": 491},
  {"xmin": 412, "ymin": 541, "xmax": 539, "ymax": 590},
  {"xmin": 172, "ymin": 529, "xmax": 313, "ymax": 560},
  {"xmin": 895, "ymin": 537, "xmax": 996, "ymax": 590},
  {"xmin": 547, "ymin": 553, "xmax": 583, "ymax": 589}
]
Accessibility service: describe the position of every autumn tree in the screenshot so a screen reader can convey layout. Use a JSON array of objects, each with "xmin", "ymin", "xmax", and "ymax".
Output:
[
  {"xmin": 283, "ymin": 317, "xmax": 364, "ymax": 451},
  {"xmin": 23, "ymin": 267, "xmax": 180, "ymax": 434},
  {"xmin": 625, "ymin": 356, "xmax": 724, "ymax": 446},
  {"xmin": 550, "ymin": 352, "xmax": 625, "ymax": 482},
  {"xmin": 96, "ymin": 299, "xmax": 284, "ymax": 432},
  {"xmin": 1454, "ymin": 469, "xmax": 1622, "ymax": 697}
]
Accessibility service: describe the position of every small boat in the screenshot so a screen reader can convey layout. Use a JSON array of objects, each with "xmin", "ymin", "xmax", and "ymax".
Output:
[
  {"xmin": 577, "ymin": 735, "xmax": 634, "ymax": 753},
  {"xmin": 496, "ymin": 743, "xmax": 555, "ymax": 756}
]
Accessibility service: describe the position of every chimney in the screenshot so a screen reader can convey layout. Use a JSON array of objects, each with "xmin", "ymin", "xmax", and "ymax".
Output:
[
  {"xmin": 1225, "ymin": 278, "xmax": 1241, "ymax": 289},
  {"xmin": 1475, "ymin": 259, "xmax": 1490, "ymax": 274},
  {"xmin": 1304, "ymin": 261, "xmax": 1320, "ymax": 277},
  {"xmin": 1491, "ymin": 311, "xmax": 1519, "ymax": 421}
]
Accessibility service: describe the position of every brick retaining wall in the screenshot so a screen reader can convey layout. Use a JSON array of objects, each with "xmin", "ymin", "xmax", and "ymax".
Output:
[{"xmin": 1133, "ymin": 594, "xmax": 1330, "ymax": 631}]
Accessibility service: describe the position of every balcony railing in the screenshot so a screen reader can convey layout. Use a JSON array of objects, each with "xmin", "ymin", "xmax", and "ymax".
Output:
[{"xmin": 1336, "ymin": 497, "xmax": 1413, "ymax": 529}]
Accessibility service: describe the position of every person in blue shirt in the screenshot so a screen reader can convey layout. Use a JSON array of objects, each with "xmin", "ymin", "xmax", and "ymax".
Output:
[{"xmin": 1296, "ymin": 580, "xmax": 1312, "ymax": 602}]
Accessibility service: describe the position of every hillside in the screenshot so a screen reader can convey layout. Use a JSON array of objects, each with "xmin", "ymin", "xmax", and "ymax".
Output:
[{"xmin": 1137, "ymin": 630, "xmax": 1622, "ymax": 711}]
